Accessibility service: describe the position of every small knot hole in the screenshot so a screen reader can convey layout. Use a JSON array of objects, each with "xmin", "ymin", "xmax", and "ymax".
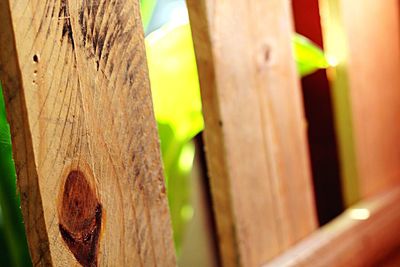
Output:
[{"xmin": 33, "ymin": 54, "xmax": 39, "ymax": 63}]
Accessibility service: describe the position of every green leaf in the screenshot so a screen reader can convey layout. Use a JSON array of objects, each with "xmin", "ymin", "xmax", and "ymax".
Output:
[
  {"xmin": 293, "ymin": 33, "xmax": 329, "ymax": 76},
  {"xmin": 140, "ymin": 0, "xmax": 157, "ymax": 33},
  {"xmin": 146, "ymin": 22, "xmax": 204, "ymax": 143},
  {"xmin": 0, "ymin": 84, "xmax": 32, "ymax": 267}
]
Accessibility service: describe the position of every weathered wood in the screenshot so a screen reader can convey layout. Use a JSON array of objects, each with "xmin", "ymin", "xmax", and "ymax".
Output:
[
  {"xmin": 0, "ymin": 0, "xmax": 175, "ymax": 266},
  {"xmin": 319, "ymin": 0, "xmax": 400, "ymax": 205},
  {"xmin": 264, "ymin": 185, "xmax": 400, "ymax": 267},
  {"xmin": 186, "ymin": 1, "xmax": 317, "ymax": 266}
]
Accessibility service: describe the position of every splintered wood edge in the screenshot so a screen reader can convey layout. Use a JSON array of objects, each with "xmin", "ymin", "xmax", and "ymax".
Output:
[{"xmin": 263, "ymin": 185, "xmax": 400, "ymax": 267}]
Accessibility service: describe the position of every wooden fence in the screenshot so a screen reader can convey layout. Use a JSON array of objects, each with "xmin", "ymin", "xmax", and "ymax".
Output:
[{"xmin": 0, "ymin": 0, "xmax": 399, "ymax": 266}]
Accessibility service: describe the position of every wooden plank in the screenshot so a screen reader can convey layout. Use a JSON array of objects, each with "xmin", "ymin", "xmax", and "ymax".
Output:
[
  {"xmin": 264, "ymin": 184, "xmax": 400, "ymax": 267},
  {"xmin": 0, "ymin": 0, "xmax": 176, "ymax": 266},
  {"xmin": 186, "ymin": 1, "xmax": 317, "ymax": 266},
  {"xmin": 377, "ymin": 249, "xmax": 400, "ymax": 267},
  {"xmin": 319, "ymin": 0, "xmax": 400, "ymax": 205}
]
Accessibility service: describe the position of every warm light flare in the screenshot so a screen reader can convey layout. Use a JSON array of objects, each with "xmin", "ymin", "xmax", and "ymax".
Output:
[
  {"xmin": 327, "ymin": 55, "xmax": 339, "ymax": 67},
  {"xmin": 348, "ymin": 208, "xmax": 370, "ymax": 220}
]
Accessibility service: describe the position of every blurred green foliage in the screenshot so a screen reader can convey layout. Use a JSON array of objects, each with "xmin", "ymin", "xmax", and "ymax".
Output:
[
  {"xmin": 0, "ymin": 1, "xmax": 329, "ymax": 265},
  {"xmin": 140, "ymin": 0, "xmax": 157, "ymax": 31},
  {"xmin": 146, "ymin": 22, "xmax": 202, "ymax": 253}
]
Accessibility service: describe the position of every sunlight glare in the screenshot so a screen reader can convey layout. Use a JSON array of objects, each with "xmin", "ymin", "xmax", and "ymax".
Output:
[{"xmin": 349, "ymin": 208, "xmax": 370, "ymax": 220}]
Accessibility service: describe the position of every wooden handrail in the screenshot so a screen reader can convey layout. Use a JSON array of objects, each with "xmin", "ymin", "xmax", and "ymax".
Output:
[{"xmin": 264, "ymin": 185, "xmax": 400, "ymax": 267}]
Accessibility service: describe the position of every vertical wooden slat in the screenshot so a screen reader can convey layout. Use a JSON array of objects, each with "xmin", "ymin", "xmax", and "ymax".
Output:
[
  {"xmin": 319, "ymin": 0, "xmax": 400, "ymax": 205},
  {"xmin": 0, "ymin": 0, "xmax": 176, "ymax": 266},
  {"xmin": 186, "ymin": 1, "xmax": 317, "ymax": 266}
]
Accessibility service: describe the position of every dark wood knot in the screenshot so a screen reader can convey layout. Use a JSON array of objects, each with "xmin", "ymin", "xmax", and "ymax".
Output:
[{"xmin": 59, "ymin": 170, "xmax": 102, "ymax": 267}]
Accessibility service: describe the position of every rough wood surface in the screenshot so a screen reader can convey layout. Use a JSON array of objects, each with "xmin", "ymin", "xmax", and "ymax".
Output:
[
  {"xmin": 264, "ymin": 185, "xmax": 400, "ymax": 267},
  {"xmin": 186, "ymin": 1, "xmax": 317, "ymax": 266},
  {"xmin": 0, "ymin": 0, "xmax": 176, "ymax": 266},
  {"xmin": 319, "ymin": 0, "xmax": 400, "ymax": 205}
]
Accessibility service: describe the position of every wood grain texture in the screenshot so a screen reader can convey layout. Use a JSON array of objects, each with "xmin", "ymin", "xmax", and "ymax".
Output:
[
  {"xmin": 186, "ymin": 1, "xmax": 317, "ymax": 266},
  {"xmin": 319, "ymin": 0, "xmax": 400, "ymax": 205},
  {"xmin": 378, "ymin": 249, "xmax": 400, "ymax": 267},
  {"xmin": 264, "ymin": 185, "xmax": 400, "ymax": 267},
  {"xmin": 0, "ymin": 0, "xmax": 176, "ymax": 266}
]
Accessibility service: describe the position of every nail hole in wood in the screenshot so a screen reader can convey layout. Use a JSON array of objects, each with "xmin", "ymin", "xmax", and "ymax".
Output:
[
  {"xmin": 264, "ymin": 45, "xmax": 271, "ymax": 62},
  {"xmin": 257, "ymin": 42, "xmax": 274, "ymax": 70},
  {"xmin": 33, "ymin": 54, "xmax": 39, "ymax": 63}
]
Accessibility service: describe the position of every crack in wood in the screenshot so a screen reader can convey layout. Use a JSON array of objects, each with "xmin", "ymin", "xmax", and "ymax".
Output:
[{"xmin": 59, "ymin": 0, "xmax": 75, "ymax": 49}]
